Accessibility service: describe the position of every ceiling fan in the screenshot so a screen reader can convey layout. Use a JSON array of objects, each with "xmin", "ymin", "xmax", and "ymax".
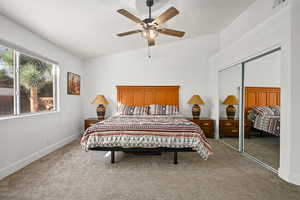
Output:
[{"xmin": 117, "ymin": 0, "xmax": 185, "ymax": 47}]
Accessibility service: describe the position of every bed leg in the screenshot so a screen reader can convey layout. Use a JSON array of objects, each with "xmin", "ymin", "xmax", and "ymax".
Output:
[
  {"xmin": 111, "ymin": 151, "xmax": 115, "ymax": 164},
  {"xmin": 260, "ymin": 131, "xmax": 264, "ymax": 137},
  {"xmin": 174, "ymin": 152, "xmax": 178, "ymax": 165}
]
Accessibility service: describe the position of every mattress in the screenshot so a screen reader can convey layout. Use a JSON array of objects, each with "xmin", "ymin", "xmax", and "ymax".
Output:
[{"xmin": 80, "ymin": 115, "xmax": 213, "ymax": 159}]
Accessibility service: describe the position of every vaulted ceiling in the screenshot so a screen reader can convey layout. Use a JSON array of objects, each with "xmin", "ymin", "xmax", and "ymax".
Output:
[{"xmin": 0, "ymin": 0, "xmax": 255, "ymax": 59}]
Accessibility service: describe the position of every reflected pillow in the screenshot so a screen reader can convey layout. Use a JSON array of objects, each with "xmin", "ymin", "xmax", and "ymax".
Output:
[
  {"xmin": 269, "ymin": 106, "xmax": 280, "ymax": 116},
  {"xmin": 251, "ymin": 106, "xmax": 280, "ymax": 117}
]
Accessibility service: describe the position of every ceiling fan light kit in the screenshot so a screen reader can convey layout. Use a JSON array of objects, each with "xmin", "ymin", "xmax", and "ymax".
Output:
[
  {"xmin": 141, "ymin": 28, "xmax": 158, "ymax": 40},
  {"xmin": 117, "ymin": 0, "xmax": 185, "ymax": 55}
]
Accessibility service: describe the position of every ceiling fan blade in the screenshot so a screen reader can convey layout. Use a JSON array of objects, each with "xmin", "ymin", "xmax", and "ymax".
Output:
[
  {"xmin": 158, "ymin": 28, "xmax": 185, "ymax": 37},
  {"xmin": 153, "ymin": 7, "xmax": 179, "ymax": 25},
  {"xmin": 148, "ymin": 38, "xmax": 155, "ymax": 46},
  {"xmin": 117, "ymin": 30, "xmax": 142, "ymax": 37},
  {"xmin": 117, "ymin": 9, "xmax": 144, "ymax": 25}
]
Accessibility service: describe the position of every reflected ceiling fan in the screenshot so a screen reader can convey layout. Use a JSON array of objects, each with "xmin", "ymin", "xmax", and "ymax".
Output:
[{"xmin": 117, "ymin": 0, "xmax": 185, "ymax": 47}]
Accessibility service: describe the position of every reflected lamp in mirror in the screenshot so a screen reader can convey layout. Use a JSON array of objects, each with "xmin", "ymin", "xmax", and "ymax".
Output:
[
  {"xmin": 187, "ymin": 95, "xmax": 205, "ymax": 119},
  {"xmin": 223, "ymin": 95, "xmax": 239, "ymax": 120},
  {"xmin": 91, "ymin": 95, "xmax": 109, "ymax": 120}
]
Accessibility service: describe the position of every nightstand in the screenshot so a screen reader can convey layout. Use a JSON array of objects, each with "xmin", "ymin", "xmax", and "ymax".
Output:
[
  {"xmin": 188, "ymin": 118, "xmax": 215, "ymax": 138},
  {"xmin": 84, "ymin": 118, "xmax": 105, "ymax": 131},
  {"xmin": 219, "ymin": 119, "xmax": 252, "ymax": 138}
]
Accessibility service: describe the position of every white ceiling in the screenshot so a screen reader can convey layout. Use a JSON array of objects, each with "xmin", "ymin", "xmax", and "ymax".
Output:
[{"xmin": 0, "ymin": 0, "xmax": 255, "ymax": 59}]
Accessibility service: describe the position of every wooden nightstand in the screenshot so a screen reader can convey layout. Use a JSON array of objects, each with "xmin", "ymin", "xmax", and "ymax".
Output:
[
  {"xmin": 84, "ymin": 118, "xmax": 105, "ymax": 131},
  {"xmin": 188, "ymin": 118, "xmax": 215, "ymax": 138},
  {"xmin": 219, "ymin": 119, "xmax": 252, "ymax": 138}
]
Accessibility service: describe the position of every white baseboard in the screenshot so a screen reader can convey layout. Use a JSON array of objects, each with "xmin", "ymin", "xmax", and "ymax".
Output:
[
  {"xmin": 279, "ymin": 167, "xmax": 289, "ymax": 182},
  {"xmin": 279, "ymin": 167, "xmax": 300, "ymax": 186},
  {"xmin": 0, "ymin": 134, "xmax": 79, "ymax": 180},
  {"xmin": 289, "ymin": 171, "xmax": 300, "ymax": 186}
]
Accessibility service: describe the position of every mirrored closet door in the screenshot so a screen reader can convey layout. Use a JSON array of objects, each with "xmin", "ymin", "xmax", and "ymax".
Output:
[
  {"xmin": 218, "ymin": 48, "xmax": 281, "ymax": 171},
  {"xmin": 243, "ymin": 49, "xmax": 281, "ymax": 170},
  {"xmin": 218, "ymin": 64, "xmax": 242, "ymax": 150}
]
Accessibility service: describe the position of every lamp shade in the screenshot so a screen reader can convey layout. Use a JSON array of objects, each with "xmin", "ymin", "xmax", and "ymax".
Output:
[
  {"xmin": 223, "ymin": 95, "xmax": 239, "ymax": 105},
  {"xmin": 187, "ymin": 95, "xmax": 205, "ymax": 105},
  {"xmin": 91, "ymin": 95, "xmax": 109, "ymax": 105}
]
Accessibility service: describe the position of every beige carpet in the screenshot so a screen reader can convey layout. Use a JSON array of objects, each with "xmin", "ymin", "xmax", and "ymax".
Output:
[
  {"xmin": 221, "ymin": 132, "xmax": 280, "ymax": 169},
  {"xmin": 0, "ymin": 139, "xmax": 299, "ymax": 200}
]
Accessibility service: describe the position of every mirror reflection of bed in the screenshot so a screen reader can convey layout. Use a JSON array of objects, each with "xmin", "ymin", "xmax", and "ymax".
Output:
[{"xmin": 244, "ymin": 87, "xmax": 280, "ymax": 169}]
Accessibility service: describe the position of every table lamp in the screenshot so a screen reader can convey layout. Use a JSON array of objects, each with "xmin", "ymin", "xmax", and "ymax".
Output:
[
  {"xmin": 223, "ymin": 95, "xmax": 239, "ymax": 120},
  {"xmin": 187, "ymin": 95, "xmax": 205, "ymax": 119},
  {"xmin": 91, "ymin": 95, "xmax": 109, "ymax": 120}
]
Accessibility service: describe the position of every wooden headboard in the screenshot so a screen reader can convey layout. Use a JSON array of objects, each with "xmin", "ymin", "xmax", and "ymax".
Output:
[
  {"xmin": 117, "ymin": 86, "xmax": 180, "ymax": 106},
  {"xmin": 245, "ymin": 87, "xmax": 280, "ymax": 114}
]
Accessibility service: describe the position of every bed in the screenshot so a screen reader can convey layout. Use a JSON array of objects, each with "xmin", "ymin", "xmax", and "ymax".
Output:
[
  {"xmin": 80, "ymin": 86, "xmax": 213, "ymax": 164},
  {"xmin": 245, "ymin": 87, "xmax": 280, "ymax": 136}
]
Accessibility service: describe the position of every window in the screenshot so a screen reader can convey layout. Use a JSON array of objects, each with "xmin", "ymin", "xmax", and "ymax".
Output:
[
  {"xmin": 0, "ymin": 45, "xmax": 58, "ymax": 118},
  {"xmin": 0, "ymin": 47, "xmax": 14, "ymax": 116}
]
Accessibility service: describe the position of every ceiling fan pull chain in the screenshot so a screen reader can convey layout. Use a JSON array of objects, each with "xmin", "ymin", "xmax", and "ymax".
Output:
[{"xmin": 148, "ymin": 46, "xmax": 152, "ymax": 58}]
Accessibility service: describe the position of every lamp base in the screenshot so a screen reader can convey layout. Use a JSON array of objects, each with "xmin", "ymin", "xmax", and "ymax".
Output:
[
  {"xmin": 226, "ymin": 105, "xmax": 236, "ymax": 120},
  {"xmin": 97, "ymin": 104, "xmax": 105, "ymax": 120},
  {"xmin": 192, "ymin": 104, "xmax": 201, "ymax": 120}
]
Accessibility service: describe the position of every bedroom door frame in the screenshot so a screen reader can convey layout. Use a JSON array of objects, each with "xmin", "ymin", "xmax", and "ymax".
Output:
[{"xmin": 218, "ymin": 46, "xmax": 282, "ymax": 173}]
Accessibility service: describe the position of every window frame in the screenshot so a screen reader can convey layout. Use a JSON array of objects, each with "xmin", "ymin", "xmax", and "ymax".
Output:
[{"xmin": 0, "ymin": 41, "xmax": 59, "ymax": 120}]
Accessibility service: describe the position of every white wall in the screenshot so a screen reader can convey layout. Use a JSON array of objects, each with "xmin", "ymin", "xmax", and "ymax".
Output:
[
  {"xmin": 208, "ymin": 1, "xmax": 297, "ymax": 184},
  {"xmin": 83, "ymin": 34, "xmax": 219, "ymax": 119},
  {"xmin": 0, "ymin": 14, "xmax": 84, "ymax": 179},
  {"xmin": 287, "ymin": 0, "xmax": 300, "ymax": 186},
  {"xmin": 220, "ymin": 0, "xmax": 288, "ymax": 48}
]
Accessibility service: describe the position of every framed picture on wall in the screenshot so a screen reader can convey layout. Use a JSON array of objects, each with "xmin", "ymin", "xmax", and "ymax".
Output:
[{"xmin": 67, "ymin": 72, "xmax": 80, "ymax": 95}]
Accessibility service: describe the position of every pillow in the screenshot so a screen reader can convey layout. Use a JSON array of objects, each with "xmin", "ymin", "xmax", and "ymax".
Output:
[
  {"xmin": 269, "ymin": 106, "xmax": 280, "ymax": 116},
  {"xmin": 118, "ymin": 105, "xmax": 135, "ymax": 115},
  {"xmin": 118, "ymin": 105, "xmax": 149, "ymax": 115},
  {"xmin": 133, "ymin": 106, "xmax": 149, "ymax": 115},
  {"xmin": 149, "ymin": 105, "xmax": 179, "ymax": 115}
]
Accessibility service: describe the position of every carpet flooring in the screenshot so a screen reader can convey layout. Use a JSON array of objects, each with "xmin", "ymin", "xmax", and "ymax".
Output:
[
  {"xmin": 221, "ymin": 131, "xmax": 280, "ymax": 169},
  {"xmin": 0, "ymin": 139, "xmax": 299, "ymax": 200}
]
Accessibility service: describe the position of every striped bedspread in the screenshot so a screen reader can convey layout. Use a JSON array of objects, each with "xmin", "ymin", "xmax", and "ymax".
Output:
[
  {"xmin": 81, "ymin": 115, "xmax": 213, "ymax": 159},
  {"xmin": 253, "ymin": 115, "xmax": 280, "ymax": 136},
  {"xmin": 248, "ymin": 106, "xmax": 280, "ymax": 136}
]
